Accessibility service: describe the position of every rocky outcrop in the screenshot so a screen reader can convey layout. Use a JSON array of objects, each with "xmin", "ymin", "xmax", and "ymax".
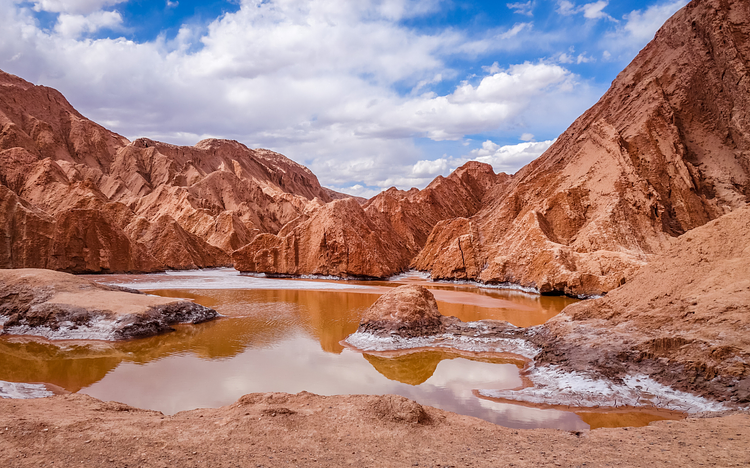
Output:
[
  {"xmin": 356, "ymin": 285, "xmax": 445, "ymax": 338},
  {"xmin": 234, "ymin": 161, "xmax": 503, "ymax": 278},
  {"xmin": 346, "ymin": 284, "xmax": 533, "ymax": 355},
  {"xmin": 0, "ymin": 269, "xmax": 217, "ymax": 340},
  {"xmin": 415, "ymin": 0, "xmax": 750, "ymax": 296},
  {"xmin": 234, "ymin": 198, "xmax": 411, "ymax": 278},
  {"xmin": 533, "ymin": 204, "xmax": 750, "ymax": 403},
  {"xmin": 363, "ymin": 162, "xmax": 507, "ymax": 256},
  {"xmin": 0, "ymin": 70, "xmax": 353, "ymax": 273},
  {"xmin": 0, "ymin": 184, "xmax": 54, "ymax": 269}
]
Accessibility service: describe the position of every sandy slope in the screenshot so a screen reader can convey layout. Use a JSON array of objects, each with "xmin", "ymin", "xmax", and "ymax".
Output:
[{"xmin": 531, "ymin": 204, "xmax": 750, "ymax": 404}]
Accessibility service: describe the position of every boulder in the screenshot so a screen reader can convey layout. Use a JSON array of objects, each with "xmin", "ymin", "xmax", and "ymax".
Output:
[{"xmin": 356, "ymin": 285, "xmax": 445, "ymax": 338}]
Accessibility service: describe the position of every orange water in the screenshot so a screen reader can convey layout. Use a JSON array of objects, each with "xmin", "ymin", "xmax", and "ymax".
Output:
[{"xmin": 0, "ymin": 272, "xmax": 682, "ymax": 430}]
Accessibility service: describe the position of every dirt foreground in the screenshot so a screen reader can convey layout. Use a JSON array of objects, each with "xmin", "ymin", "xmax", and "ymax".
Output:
[{"xmin": 0, "ymin": 392, "xmax": 747, "ymax": 468}]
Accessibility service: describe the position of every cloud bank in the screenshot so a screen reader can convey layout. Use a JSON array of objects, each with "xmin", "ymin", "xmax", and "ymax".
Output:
[{"xmin": 0, "ymin": 0, "xmax": 689, "ymax": 196}]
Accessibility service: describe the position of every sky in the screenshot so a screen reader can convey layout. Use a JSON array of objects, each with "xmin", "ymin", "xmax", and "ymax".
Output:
[{"xmin": 0, "ymin": 0, "xmax": 689, "ymax": 197}]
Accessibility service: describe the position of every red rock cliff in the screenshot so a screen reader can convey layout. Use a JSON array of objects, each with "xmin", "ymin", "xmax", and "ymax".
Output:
[
  {"xmin": 0, "ymin": 71, "xmax": 348, "ymax": 273},
  {"xmin": 414, "ymin": 0, "xmax": 750, "ymax": 296}
]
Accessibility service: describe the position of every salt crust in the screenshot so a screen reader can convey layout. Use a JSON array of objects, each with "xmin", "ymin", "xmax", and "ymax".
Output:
[
  {"xmin": 387, "ymin": 270, "xmax": 433, "ymax": 281},
  {"xmin": 2, "ymin": 304, "xmax": 213, "ymax": 341},
  {"xmin": 344, "ymin": 332, "xmax": 541, "ymax": 359},
  {"xmin": 479, "ymin": 366, "xmax": 728, "ymax": 414},
  {"xmin": 348, "ymin": 329, "xmax": 728, "ymax": 414},
  {"xmin": 0, "ymin": 381, "xmax": 53, "ymax": 399},
  {"xmin": 388, "ymin": 270, "xmax": 542, "ymax": 295},
  {"xmin": 101, "ymin": 267, "xmax": 373, "ymax": 291},
  {"xmin": 3, "ymin": 316, "xmax": 125, "ymax": 341}
]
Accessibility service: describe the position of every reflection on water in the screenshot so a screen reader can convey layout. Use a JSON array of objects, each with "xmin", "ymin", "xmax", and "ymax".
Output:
[
  {"xmin": 0, "ymin": 272, "xmax": 676, "ymax": 430},
  {"xmin": 363, "ymin": 351, "xmax": 526, "ymax": 386}
]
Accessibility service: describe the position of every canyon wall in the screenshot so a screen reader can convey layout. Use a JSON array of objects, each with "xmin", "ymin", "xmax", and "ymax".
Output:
[
  {"xmin": 0, "ymin": 70, "xmax": 345, "ymax": 273},
  {"xmin": 233, "ymin": 161, "xmax": 504, "ymax": 277},
  {"xmin": 413, "ymin": 0, "xmax": 750, "ymax": 295}
]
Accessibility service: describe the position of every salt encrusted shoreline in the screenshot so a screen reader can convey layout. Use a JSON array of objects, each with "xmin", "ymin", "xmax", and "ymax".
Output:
[
  {"xmin": 346, "ymin": 327, "xmax": 732, "ymax": 415},
  {"xmin": 479, "ymin": 366, "xmax": 728, "ymax": 414},
  {"xmin": 344, "ymin": 331, "xmax": 540, "ymax": 358},
  {"xmin": 0, "ymin": 381, "xmax": 54, "ymax": 399},
  {"xmin": 0, "ymin": 269, "xmax": 219, "ymax": 342},
  {"xmin": 2, "ymin": 302, "xmax": 217, "ymax": 341}
]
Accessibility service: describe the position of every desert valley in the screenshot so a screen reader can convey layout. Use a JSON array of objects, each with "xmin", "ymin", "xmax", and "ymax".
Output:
[{"xmin": 1, "ymin": 0, "xmax": 750, "ymax": 466}]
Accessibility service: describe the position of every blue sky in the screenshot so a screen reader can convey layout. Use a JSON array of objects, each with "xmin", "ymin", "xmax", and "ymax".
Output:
[{"xmin": 1, "ymin": 0, "xmax": 689, "ymax": 197}]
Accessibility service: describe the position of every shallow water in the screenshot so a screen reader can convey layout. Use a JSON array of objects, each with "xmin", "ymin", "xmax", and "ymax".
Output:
[{"xmin": 0, "ymin": 269, "xmax": 682, "ymax": 430}]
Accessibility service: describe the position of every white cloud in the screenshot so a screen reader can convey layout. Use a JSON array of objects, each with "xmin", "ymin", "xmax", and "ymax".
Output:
[
  {"xmin": 33, "ymin": 0, "xmax": 126, "ymax": 15},
  {"xmin": 556, "ymin": 0, "xmax": 615, "ymax": 21},
  {"xmin": 0, "ymin": 0, "xmax": 591, "ymax": 191},
  {"xmin": 352, "ymin": 62, "xmax": 575, "ymax": 142},
  {"xmin": 507, "ymin": 1, "xmax": 534, "ymax": 16},
  {"xmin": 467, "ymin": 139, "xmax": 555, "ymax": 173},
  {"xmin": 54, "ymin": 10, "xmax": 123, "ymax": 38},
  {"xmin": 621, "ymin": 0, "xmax": 688, "ymax": 43},
  {"xmin": 602, "ymin": 0, "xmax": 688, "ymax": 59},
  {"xmin": 397, "ymin": 138, "xmax": 556, "ymax": 188},
  {"xmin": 581, "ymin": 1, "xmax": 612, "ymax": 20},
  {"xmin": 555, "ymin": 51, "xmax": 594, "ymax": 64},
  {"xmin": 556, "ymin": 0, "xmax": 577, "ymax": 15},
  {"xmin": 328, "ymin": 184, "xmax": 382, "ymax": 199}
]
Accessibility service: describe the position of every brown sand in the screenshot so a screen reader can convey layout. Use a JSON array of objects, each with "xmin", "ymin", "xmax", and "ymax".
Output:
[{"xmin": 0, "ymin": 393, "xmax": 748, "ymax": 468}]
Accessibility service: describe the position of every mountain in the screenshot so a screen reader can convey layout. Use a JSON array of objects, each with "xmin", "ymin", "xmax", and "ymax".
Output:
[
  {"xmin": 413, "ymin": 0, "xmax": 750, "ymax": 295},
  {"xmin": 0, "ymin": 70, "xmax": 348, "ymax": 273},
  {"xmin": 2, "ymin": 0, "xmax": 748, "ymax": 293},
  {"xmin": 233, "ymin": 161, "xmax": 504, "ymax": 278}
]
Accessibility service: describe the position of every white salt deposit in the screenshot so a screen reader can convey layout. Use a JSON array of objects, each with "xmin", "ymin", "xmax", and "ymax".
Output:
[
  {"xmin": 2, "ymin": 316, "xmax": 122, "ymax": 341},
  {"xmin": 387, "ymin": 270, "xmax": 433, "ymax": 281},
  {"xmin": 388, "ymin": 270, "xmax": 541, "ymax": 295},
  {"xmin": 0, "ymin": 381, "xmax": 54, "ymax": 399},
  {"xmin": 96, "ymin": 267, "xmax": 375, "ymax": 291},
  {"xmin": 349, "ymin": 327, "xmax": 728, "ymax": 414},
  {"xmin": 345, "ymin": 332, "xmax": 541, "ymax": 358},
  {"xmin": 479, "ymin": 365, "xmax": 728, "ymax": 414}
]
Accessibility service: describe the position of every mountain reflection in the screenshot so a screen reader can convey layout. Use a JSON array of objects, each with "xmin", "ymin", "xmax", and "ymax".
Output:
[{"xmin": 362, "ymin": 350, "xmax": 527, "ymax": 386}]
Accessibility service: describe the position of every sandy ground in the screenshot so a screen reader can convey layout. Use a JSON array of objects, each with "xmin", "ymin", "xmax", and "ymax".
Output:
[{"xmin": 0, "ymin": 392, "xmax": 748, "ymax": 468}]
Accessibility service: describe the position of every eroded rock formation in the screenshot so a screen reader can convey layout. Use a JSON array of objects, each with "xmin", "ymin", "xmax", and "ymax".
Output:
[
  {"xmin": 0, "ymin": 70, "xmax": 349, "ymax": 273},
  {"xmin": 233, "ymin": 198, "xmax": 412, "ymax": 278},
  {"xmin": 414, "ymin": 0, "xmax": 750, "ymax": 296},
  {"xmin": 3, "ymin": 0, "xmax": 749, "ymax": 290},
  {"xmin": 234, "ymin": 160, "xmax": 503, "ymax": 278},
  {"xmin": 0, "ymin": 269, "xmax": 218, "ymax": 340}
]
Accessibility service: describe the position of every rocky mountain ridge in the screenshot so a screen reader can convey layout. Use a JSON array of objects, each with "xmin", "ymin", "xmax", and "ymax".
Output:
[
  {"xmin": 0, "ymin": 70, "xmax": 351, "ymax": 273},
  {"xmin": 413, "ymin": 0, "xmax": 750, "ymax": 295},
  {"xmin": 2, "ymin": 0, "xmax": 750, "ymax": 297}
]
